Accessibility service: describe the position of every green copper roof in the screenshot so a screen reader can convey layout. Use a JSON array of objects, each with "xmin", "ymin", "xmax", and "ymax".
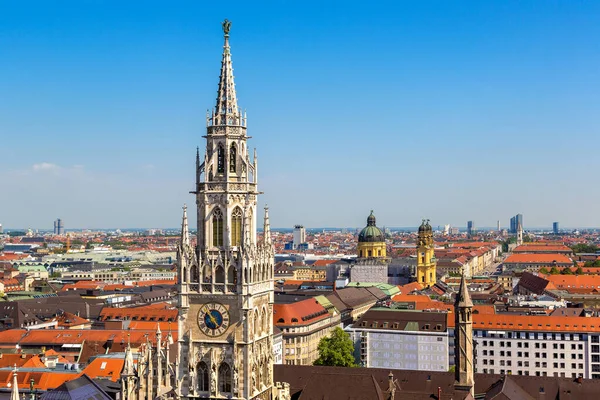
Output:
[
  {"xmin": 346, "ymin": 282, "xmax": 400, "ymax": 296},
  {"xmin": 358, "ymin": 211, "xmax": 385, "ymax": 243}
]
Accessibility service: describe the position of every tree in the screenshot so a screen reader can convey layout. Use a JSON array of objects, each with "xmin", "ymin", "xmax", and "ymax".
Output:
[
  {"xmin": 550, "ymin": 266, "xmax": 560, "ymax": 275},
  {"xmin": 539, "ymin": 267, "xmax": 549, "ymax": 274},
  {"xmin": 571, "ymin": 244, "xmax": 599, "ymax": 254},
  {"xmin": 560, "ymin": 267, "xmax": 574, "ymax": 275},
  {"xmin": 575, "ymin": 267, "xmax": 584, "ymax": 275},
  {"xmin": 314, "ymin": 327, "xmax": 357, "ymax": 367}
]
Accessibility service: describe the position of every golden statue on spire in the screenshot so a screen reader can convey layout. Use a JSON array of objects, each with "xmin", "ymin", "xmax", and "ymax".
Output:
[{"xmin": 222, "ymin": 19, "xmax": 231, "ymax": 35}]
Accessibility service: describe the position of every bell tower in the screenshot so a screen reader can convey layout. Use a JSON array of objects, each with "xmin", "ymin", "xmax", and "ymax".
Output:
[
  {"xmin": 177, "ymin": 19, "xmax": 275, "ymax": 400},
  {"xmin": 416, "ymin": 219, "xmax": 436, "ymax": 287}
]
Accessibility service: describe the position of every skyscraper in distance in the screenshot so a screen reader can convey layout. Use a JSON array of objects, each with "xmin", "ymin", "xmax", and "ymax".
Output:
[
  {"xmin": 53, "ymin": 218, "xmax": 64, "ymax": 235},
  {"xmin": 553, "ymin": 222, "xmax": 559, "ymax": 234},
  {"xmin": 467, "ymin": 220, "xmax": 474, "ymax": 236}
]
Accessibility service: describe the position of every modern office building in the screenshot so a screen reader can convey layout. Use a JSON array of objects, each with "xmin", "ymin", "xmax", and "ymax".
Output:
[
  {"xmin": 509, "ymin": 214, "xmax": 523, "ymax": 234},
  {"xmin": 53, "ymin": 218, "xmax": 64, "ymax": 235},
  {"xmin": 293, "ymin": 225, "xmax": 306, "ymax": 249},
  {"xmin": 467, "ymin": 221, "xmax": 475, "ymax": 236},
  {"xmin": 347, "ymin": 308, "xmax": 450, "ymax": 372},
  {"xmin": 553, "ymin": 222, "xmax": 560, "ymax": 234}
]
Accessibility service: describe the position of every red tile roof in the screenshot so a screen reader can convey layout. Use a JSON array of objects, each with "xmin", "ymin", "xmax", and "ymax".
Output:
[
  {"xmin": 504, "ymin": 254, "xmax": 573, "ymax": 264},
  {"xmin": 100, "ymin": 302, "xmax": 177, "ymax": 322},
  {"xmin": 273, "ymin": 299, "xmax": 329, "ymax": 326}
]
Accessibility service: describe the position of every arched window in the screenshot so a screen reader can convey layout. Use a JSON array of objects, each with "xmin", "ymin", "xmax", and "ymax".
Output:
[
  {"xmin": 198, "ymin": 361, "xmax": 209, "ymax": 392},
  {"xmin": 248, "ymin": 208, "xmax": 253, "ymax": 244},
  {"xmin": 261, "ymin": 308, "xmax": 267, "ymax": 334},
  {"xmin": 227, "ymin": 265, "xmax": 237, "ymax": 285},
  {"xmin": 229, "ymin": 143, "xmax": 237, "ymax": 173},
  {"xmin": 231, "ymin": 207, "xmax": 242, "ymax": 247},
  {"xmin": 254, "ymin": 310, "xmax": 259, "ymax": 337},
  {"xmin": 217, "ymin": 144, "xmax": 225, "ymax": 173},
  {"xmin": 190, "ymin": 264, "xmax": 199, "ymax": 283},
  {"xmin": 218, "ymin": 363, "xmax": 232, "ymax": 393},
  {"xmin": 212, "ymin": 208, "xmax": 224, "ymax": 247},
  {"xmin": 215, "ymin": 265, "xmax": 225, "ymax": 284}
]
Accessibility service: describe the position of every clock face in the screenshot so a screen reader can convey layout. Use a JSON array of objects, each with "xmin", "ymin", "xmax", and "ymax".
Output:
[{"xmin": 198, "ymin": 302, "xmax": 230, "ymax": 337}]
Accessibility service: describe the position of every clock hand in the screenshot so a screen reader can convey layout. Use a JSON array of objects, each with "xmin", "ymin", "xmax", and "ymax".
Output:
[
  {"xmin": 208, "ymin": 312, "xmax": 218, "ymax": 326},
  {"xmin": 201, "ymin": 305, "xmax": 219, "ymax": 326}
]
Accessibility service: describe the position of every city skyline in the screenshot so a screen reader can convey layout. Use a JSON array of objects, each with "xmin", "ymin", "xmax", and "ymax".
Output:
[{"xmin": 2, "ymin": 1, "xmax": 600, "ymax": 228}]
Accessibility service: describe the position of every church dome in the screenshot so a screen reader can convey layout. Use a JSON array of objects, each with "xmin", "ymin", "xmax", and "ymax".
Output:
[
  {"xmin": 419, "ymin": 219, "xmax": 432, "ymax": 233},
  {"xmin": 358, "ymin": 211, "xmax": 385, "ymax": 243}
]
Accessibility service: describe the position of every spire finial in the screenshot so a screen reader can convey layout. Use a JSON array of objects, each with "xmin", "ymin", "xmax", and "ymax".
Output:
[{"xmin": 10, "ymin": 364, "xmax": 19, "ymax": 400}]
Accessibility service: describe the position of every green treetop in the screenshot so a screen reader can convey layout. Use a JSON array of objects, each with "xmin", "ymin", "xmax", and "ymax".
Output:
[{"xmin": 314, "ymin": 327, "xmax": 357, "ymax": 367}]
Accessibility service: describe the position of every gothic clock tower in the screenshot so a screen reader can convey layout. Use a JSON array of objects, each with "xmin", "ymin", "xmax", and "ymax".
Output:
[{"xmin": 177, "ymin": 20, "xmax": 275, "ymax": 400}]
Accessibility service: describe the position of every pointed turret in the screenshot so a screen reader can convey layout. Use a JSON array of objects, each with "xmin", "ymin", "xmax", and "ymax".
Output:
[
  {"xmin": 263, "ymin": 205, "xmax": 272, "ymax": 246},
  {"xmin": 123, "ymin": 334, "xmax": 135, "ymax": 376},
  {"xmin": 516, "ymin": 221, "xmax": 523, "ymax": 246},
  {"xmin": 211, "ymin": 19, "xmax": 241, "ymax": 127},
  {"xmin": 10, "ymin": 365, "xmax": 19, "ymax": 400},
  {"xmin": 181, "ymin": 204, "xmax": 190, "ymax": 248},
  {"xmin": 455, "ymin": 269, "xmax": 473, "ymax": 308},
  {"xmin": 454, "ymin": 268, "xmax": 474, "ymax": 396}
]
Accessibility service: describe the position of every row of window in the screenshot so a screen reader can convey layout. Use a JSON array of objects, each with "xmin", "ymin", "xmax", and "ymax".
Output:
[
  {"xmin": 479, "ymin": 340, "xmax": 584, "ymax": 351},
  {"xmin": 481, "ymin": 369, "xmax": 583, "ymax": 378},
  {"xmin": 481, "ymin": 350, "xmax": 583, "ymax": 360},
  {"xmin": 477, "ymin": 331, "xmax": 580, "ymax": 340}
]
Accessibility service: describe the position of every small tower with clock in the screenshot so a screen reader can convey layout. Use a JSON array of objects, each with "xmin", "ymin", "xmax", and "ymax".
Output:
[{"xmin": 177, "ymin": 19, "xmax": 275, "ymax": 400}]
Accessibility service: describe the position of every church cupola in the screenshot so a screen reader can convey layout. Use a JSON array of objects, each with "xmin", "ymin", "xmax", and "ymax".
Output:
[{"xmin": 357, "ymin": 210, "xmax": 386, "ymax": 259}]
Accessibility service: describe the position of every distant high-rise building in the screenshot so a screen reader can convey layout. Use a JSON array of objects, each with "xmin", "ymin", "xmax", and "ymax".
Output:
[
  {"xmin": 443, "ymin": 224, "xmax": 450, "ymax": 235},
  {"xmin": 467, "ymin": 221, "xmax": 475, "ymax": 236},
  {"xmin": 509, "ymin": 214, "xmax": 523, "ymax": 234},
  {"xmin": 0, "ymin": 223, "xmax": 3, "ymax": 234},
  {"xmin": 293, "ymin": 225, "xmax": 306, "ymax": 249},
  {"xmin": 53, "ymin": 218, "xmax": 64, "ymax": 235},
  {"xmin": 497, "ymin": 220, "xmax": 500, "ymax": 231},
  {"xmin": 553, "ymin": 222, "xmax": 559, "ymax": 234}
]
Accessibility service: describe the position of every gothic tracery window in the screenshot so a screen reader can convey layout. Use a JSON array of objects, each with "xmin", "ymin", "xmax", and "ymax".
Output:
[
  {"xmin": 198, "ymin": 361, "xmax": 209, "ymax": 392},
  {"xmin": 231, "ymin": 207, "xmax": 242, "ymax": 246},
  {"xmin": 215, "ymin": 265, "xmax": 225, "ymax": 283},
  {"xmin": 217, "ymin": 144, "xmax": 225, "ymax": 174},
  {"xmin": 229, "ymin": 143, "xmax": 237, "ymax": 173},
  {"xmin": 218, "ymin": 363, "xmax": 232, "ymax": 393},
  {"xmin": 212, "ymin": 208, "xmax": 224, "ymax": 247}
]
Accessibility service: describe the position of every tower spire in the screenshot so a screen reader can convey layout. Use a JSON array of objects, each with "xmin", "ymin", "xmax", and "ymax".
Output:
[
  {"xmin": 181, "ymin": 204, "xmax": 190, "ymax": 247},
  {"xmin": 454, "ymin": 268, "xmax": 474, "ymax": 396},
  {"xmin": 123, "ymin": 333, "xmax": 135, "ymax": 376},
  {"xmin": 212, "ymin": 19, "xmax": 240, "ymax": 127},
  {"xmin": 263, "ymin": 205, "xmax": 272, "ymax": 246}
]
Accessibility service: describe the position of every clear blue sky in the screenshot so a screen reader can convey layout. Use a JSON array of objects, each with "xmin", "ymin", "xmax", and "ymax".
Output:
[{"xmin": 1, "ymin": 1, "xmax": 599, "ymax": 230}]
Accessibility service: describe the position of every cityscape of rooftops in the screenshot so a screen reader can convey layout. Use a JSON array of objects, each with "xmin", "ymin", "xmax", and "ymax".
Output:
[{"xmin": 1, "ymin": 2, "xmax": 600, "ymax": 400}]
